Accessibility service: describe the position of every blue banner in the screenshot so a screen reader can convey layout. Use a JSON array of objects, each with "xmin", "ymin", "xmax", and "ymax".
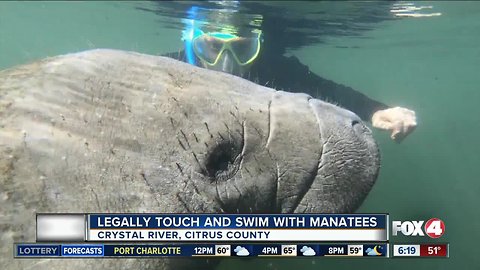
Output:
[{"xmin": 88, "ymin": 214, "xmax": 386, "ymax": 229}]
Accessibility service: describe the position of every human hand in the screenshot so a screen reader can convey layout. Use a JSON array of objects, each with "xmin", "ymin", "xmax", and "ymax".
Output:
[{"xmin": 371, "ymin": 107, "xmax": 417, "ymax": 143}]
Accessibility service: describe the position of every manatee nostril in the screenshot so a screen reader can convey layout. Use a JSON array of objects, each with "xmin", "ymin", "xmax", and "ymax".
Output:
[
  {"xmin": 351, "ymin": 119, "xmax": 372, "ymax": 135},
  {"xmin": 203, "ymin": 141, "xmax": 242, "ymax": 181}
]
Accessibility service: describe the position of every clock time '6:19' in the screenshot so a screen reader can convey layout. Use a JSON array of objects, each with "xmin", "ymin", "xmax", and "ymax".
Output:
[{"xmin": 399, "ymin": 246, "xmax": 416, "ymax": 255}]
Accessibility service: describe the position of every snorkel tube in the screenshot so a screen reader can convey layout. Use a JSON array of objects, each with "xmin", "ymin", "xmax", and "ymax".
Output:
[{"xmin": 182, "ymin": 6, "xmax": 204, "ymax": 66}]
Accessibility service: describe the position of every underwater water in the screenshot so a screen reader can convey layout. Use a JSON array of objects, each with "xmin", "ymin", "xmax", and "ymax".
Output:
[{"xmin": 1, "ymin": 1, "xmax": 478, "ymax": 269}]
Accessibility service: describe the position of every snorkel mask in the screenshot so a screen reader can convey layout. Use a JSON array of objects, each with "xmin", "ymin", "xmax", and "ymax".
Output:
[
  {"xmin": 192, "ymin": 30, "xmax": 262, "ymax": 74},
  {"xmin": 183, "ymin": 11, "xmax": 262, "ymax": 75}
]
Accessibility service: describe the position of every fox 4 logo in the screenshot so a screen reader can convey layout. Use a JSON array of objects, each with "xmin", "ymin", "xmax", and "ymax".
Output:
[{"xmin": 392, "ymin": 218, "xmax": 445, "ymax": 238}]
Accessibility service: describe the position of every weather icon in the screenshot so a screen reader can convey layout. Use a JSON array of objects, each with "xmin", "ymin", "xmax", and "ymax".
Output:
[
  {"xmin": 300, "ymin": 246, "xmax": 316, "ymax": 256},
  {"xmin": 365, "ymin": 246, "xmax": 383, "ymax": 256},
  {"xmin": 233, "ymin": 246, "xmax": 250, "ymax": 256}
]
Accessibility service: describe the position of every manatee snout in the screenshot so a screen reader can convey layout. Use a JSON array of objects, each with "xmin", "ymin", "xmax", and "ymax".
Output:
[
  {"xmin": 297, "ymin": 98, "xmax": 381, "ymax": 213},
  {"xmin": 176, "ymin": 85, "xmax": 380, "ymax": 215},
  {"xmin": 235, "ymin": 91, "xmax": 380, "ymax": 214}
]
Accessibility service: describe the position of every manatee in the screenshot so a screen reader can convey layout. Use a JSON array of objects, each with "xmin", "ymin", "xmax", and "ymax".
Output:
[{"xmin": 0, "ymin": 49, "xmax": 380, "ymax": 269}]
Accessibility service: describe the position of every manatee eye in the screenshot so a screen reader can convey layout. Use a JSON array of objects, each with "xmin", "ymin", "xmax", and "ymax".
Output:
[
  {"xmin": 203, "ymin": 140, "xmax": 242, "ymax": 181},
  {"xmin": 351, "ymin": 120, "xmax": 360, "ymax": 127}
]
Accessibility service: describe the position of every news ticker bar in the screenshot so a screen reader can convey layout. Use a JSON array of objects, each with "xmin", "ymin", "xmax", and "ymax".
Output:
[
  {"xmin": 15, "ymin": 243, "xmax": 389, "ymax": 258},
  {"xmin": 36, "ymin": 214, "xmax": 388, "ymax": 242},
  {"xmin": 392, "ymin": 244, "xmax": 449, "ymax": 258}
]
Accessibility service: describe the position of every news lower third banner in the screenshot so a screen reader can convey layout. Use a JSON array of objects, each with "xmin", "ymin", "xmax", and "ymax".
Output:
[
  {"xmin": 36, "ymin": 214, "xmax": 388, "ymax": 242},
  {"xmin": 15, "ymin": 243, "xmax": 390, "ymax": 257}
]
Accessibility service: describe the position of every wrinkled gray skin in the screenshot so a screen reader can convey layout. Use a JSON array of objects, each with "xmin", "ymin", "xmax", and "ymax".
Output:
[{"xmin": 0, "ymin": 49, "xmax": 380, "ymax": 269}]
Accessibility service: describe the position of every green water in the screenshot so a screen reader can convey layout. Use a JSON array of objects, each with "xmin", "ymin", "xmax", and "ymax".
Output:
[{"xmin": 1, "ymin": 1, "xmax": 479, "ymax": 269}]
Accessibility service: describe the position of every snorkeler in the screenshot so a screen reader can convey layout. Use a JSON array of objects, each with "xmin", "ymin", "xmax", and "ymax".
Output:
[{"xmin": 166, "ymin": 4, "xmax": 417, "ymax": 143}]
